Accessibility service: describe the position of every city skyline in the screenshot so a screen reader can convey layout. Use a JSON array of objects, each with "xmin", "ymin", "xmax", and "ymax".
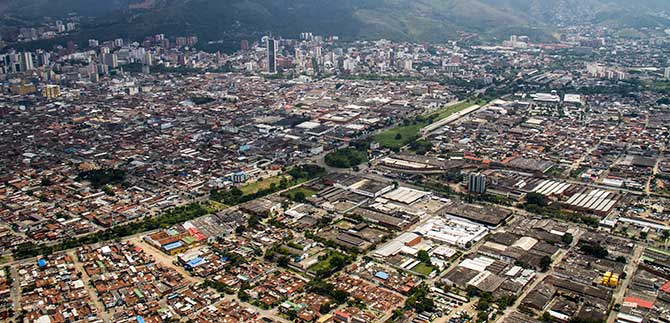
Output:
[{"xmin": 1, "ymin": 2, "xmax": 670, "ymax": 323}]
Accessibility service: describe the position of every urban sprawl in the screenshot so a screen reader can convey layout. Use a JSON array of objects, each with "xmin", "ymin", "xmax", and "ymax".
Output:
[{"xmin": 1, "ymin": 19, "xmax": 670, "ymax": 323}]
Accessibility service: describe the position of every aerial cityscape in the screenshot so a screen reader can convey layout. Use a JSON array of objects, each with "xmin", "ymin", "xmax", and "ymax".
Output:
[{"xmin": 1, "ymin": 1, "xmax": 670, "ymax": 323}]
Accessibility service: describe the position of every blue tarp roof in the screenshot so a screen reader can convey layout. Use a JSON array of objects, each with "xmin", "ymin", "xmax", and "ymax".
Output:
[
  {"xmin": 186, "ymin": 257, "xmax": 205, "ymax": 268},
  {"xmin": 163, "ymin": 241, "xmax": 184, "ymax": 251},
  {"xmin": 375, "ymin": 271, "xmax": 389, "ymax": 280},
  {"xmin": 37, "ymin": 259, "xmax": 47, "ymax": 267},
  {"xmin": 136, "ymin": 316, "xmax": 145, "ymax": 323}
]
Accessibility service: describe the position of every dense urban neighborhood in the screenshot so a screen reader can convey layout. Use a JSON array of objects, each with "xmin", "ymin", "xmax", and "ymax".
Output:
[{"xmin": 2, "ymin": 4, "xmax": 670, "ymax": 323}]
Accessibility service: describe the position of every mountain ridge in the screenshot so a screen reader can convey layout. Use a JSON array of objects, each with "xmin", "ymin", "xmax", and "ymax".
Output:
[{"xmin": 2, "ymin": 0, "xmax": 670, "ymax": 50}]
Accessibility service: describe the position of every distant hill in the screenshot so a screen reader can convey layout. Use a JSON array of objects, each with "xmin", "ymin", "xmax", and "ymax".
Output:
[
  {"xmin": 2, "ymin": 0, "xmax": 670, "ymax": 50},
  {"xmin": 0, "ymin": 0, "xmax": 135, "ymax": 17}
]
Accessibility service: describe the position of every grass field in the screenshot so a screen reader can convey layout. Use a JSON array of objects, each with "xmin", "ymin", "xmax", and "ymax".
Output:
[
  {"xmin": 282, "ymin": 186, "xmax": 317, "ymax": 200},
  {"xmin": 374, "ymin": 122, "xmax": 426, "ymax": 150},
  {"xmin": 411, "ymin": 262, "xmax": 435, "ymax": 276},
  {"xmin": 207, "ymin": 200, "xmax": 228, "ymax": 211},
  {"xmin": 240, "ymin": 175, "xmax": 288, "ymax": 195},
  {"xmin": 374, "ymin": 99, "xmax": 482, "ymax": 150},
  {"xmin": 308, "ymin": 251, "xmax": 346, "ymax": 273},
  {"xmin": 432, "ymin": 100, "xmax": 482, "ymax": 120}
]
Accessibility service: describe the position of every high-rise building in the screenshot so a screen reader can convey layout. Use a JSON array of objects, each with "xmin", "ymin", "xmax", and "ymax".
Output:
[
  {"xmin": 56, "ymin": 21, "xmax": 65, "ymax": 33},
  {"xmin": 38, "ymin": 52, "xmax": 50, "ymax": 67},
  {"xmin": 144, "ymin": 52, "xmax": 153, "ymax": 66},
  {"xmin": 42, "ymin": 85, "xmax": 60, "ymax": 99},
  {"xmin": 468, "ymin": 173, "xmax": 487, "ymax": 194},
  {"xmin": 665, "ymin": 67, "xmax": 670, "ymax": 79},
  {"xmin": 20, "ymin": 52, "xmax": 34, "ymax": 71},
  {"xmin": 294, "ymin": 48, "xmax": 303, "ymax": 70},
  {"xmin": 175, "ymin": 37, "xmax": 188, "ymax": 47},
  {"xmin": 266, "ymin": 38, "xmax": 277, "ymax": 74},
  {"xmin": 314, "ymin": 46, "xmax": 323, "ymax": 65},
  {"xmin": 103, "ymin": 53, "xmax": 118, "ymax": 69}
]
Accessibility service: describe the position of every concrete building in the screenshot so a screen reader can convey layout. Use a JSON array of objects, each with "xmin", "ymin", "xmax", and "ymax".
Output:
[
  {"xmin": 42, "ymin": 85, "xmax": 60, "ymax": 99},
  {"xmin": 468, "ymin": 172, "xmax": 487, "ymax": 194},
  {"xmin": 20, "ymin": 52, "xmax": 34, "ymax": 71},
  {"xmin": 266, "ymin": 38, "xmax": 277, "ymax": 74}
]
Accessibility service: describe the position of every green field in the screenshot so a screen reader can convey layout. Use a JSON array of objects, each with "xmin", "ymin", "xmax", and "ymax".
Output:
[
  {"xmin": 308, "ymin": 251, "xmax": 350, "ymax": 277},
  {"xmin": 411, "ymin": 262, "xmax": 435, "ymax": 276},
  {"xmin": 432, "ymin": 100, "xmax": 483, "ymax": 120},
  {"xmin": 374, "ymin": 99, "xmax": 482, "ymax": 150},
  {"xmin": 309, "ymin": 257, "xmax": 333, "ymax": 273},
  {"xmin": 282, "ymin": 186, "xmax": 317, "ymax": 200},
  {"xmin": 240, "ymin": 175, "xmax": 290, "ymax": 195},
  {"xmin": 374, "ymin": 122, "xmax": 426, "ymax": 150}
]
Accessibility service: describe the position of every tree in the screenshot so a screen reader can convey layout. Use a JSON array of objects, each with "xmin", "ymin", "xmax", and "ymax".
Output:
[
  {"xmin": 40, "ymin": 178, "xmax": 52, "ymax": 186},
  {"xmin": 293, "ymin": 191, "xmax": 306, "ymax": 202},
  {"xmin": 562, "ymin": 233, "xmax": 573, "ymax": 245},
  {"xmin": 324, "ymin": 147, "xmax": 367, "ymax": 168},
  {"xmin": 580, "ymin": 243, "xmax": 608, "ymax": 259},
  {"xmin": 405, "ymin": 285, "xmax": 435, "ymax": 313},
  {"xmin": 525, "ymin": 192, "xmax": 548, "ymax": 207},
  {"xmin": 235, "ymin": 225, "xmax": 246, "ymax": 235},
  {"xmin": 540, "ymin": 312, "xmax": 551, "ymax": 322},
  {"xmin": 247, "ymin": 215, "xmax": 261, "ymax": 228},
  {"xmin": 395, "ymin": 133, "xmax": 403, "ymax": 140},
  {"xmin": 331, "ymin": 290, "xmax": 349, "ymax": 304},
  {"xmin": 417, "ymin": 250, "xmax": 431, "ymax": 265},
  {"xmin": 410, "ymin": 139, "xmax": 433, "ymax": 155},
  {"xmin": 230, "ymin": 186, "xmax": 243, "ymax": 197},
  {"xmin": 277, "ymin": 256, "xmax": 290, "ymax": 267},
  {"xmin": 329, "ymin": 254, "xmax": 347, "ymax": 270},
  {"xmin": 540, "ymin": 256, "xmax": 552, "ymax": 272},
  {"xmin": 77, "ymin": 168, "xmax": 126, "ymax": 189}
]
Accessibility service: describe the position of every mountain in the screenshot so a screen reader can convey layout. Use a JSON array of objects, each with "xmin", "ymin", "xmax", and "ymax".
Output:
[
  {"xmin": 0, "ymin": 0, "xmax": 135, "ymax": 18},
  {"xmin": 2, "ymin": 0, "xmax": 670, "ymax": 50}
]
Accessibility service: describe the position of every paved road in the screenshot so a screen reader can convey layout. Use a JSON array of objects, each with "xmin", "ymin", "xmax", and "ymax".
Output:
[
  {"xmin": 8, "ymin": 266, "xmax": 21, "ymax": 323},
  {"xmin": 646, "ymin": 148, "xmax": 665, "ymax": 195},
  {"xmin": 606, "ymin": 245, "xmax": 644, "ymax": 323},
  {"xmin": 68, "ymin": 250, "xmax": 112, "ymax": 322},
  {"xmin": 496, "ymin": 229, "xmax": 584, "ymax": 323}
]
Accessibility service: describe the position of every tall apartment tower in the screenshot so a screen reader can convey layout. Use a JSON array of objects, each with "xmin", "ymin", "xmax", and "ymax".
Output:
[
  {"xmin": 20, "ymin": 52, "xmax": 34, "ymax": 71},
  {"xmin": 468, "ymin": 172, "xmax": 487, "ymax": 194},
  {"xmin": 266, "ymin": 38, "xmax": 277, "ymax": 74}
]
